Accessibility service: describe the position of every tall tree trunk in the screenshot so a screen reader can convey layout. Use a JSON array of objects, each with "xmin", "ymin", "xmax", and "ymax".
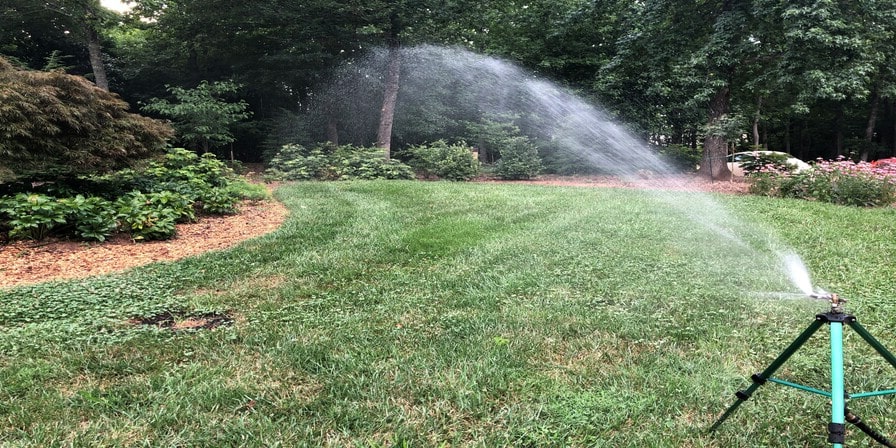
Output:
[
  {"xmin": 326, "ymin": 117, "xmax": 339, "ymax": 146},
  {"xmin": 890, "ymin": 99, "xmax": 896, "ymax": 156},
  {"xmin": 835, "ymin": 105, "xmax": 845, "ymax": 157},
  {"xmin": 323, "ymin": 100, "xmax": 339, "ymax": 145},
  {"xmin": 862, "ymin": 88, "xmax": 881, "ymax": 161},
  {"xmin": 785, "ymin": 118, "xmax": 791, "ymax": 154},
  {"xmin": 752, "ymin": 97, "xmax": 762, "ymax": 147},
  {"xmin": 85, "ymin": 26, "xmax": 108, "ymax": 91},
  {"xmin": 376, "ymin": 45, "xmax": 401, "ymax": 160},
  {"xmin": 697, "ymin": 86, "xmax": 732, "ymax": 180}
]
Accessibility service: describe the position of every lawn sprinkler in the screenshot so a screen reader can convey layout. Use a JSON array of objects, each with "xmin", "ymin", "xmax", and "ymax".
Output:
[{"xmin": 710, "ymin": 291, "xmax": 896, "ymax": 447}]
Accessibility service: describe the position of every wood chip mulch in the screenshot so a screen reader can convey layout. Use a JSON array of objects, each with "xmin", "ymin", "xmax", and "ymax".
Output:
[{"xmin": 0, "ymin": 198, "xmax": 288, "ymax": 289}]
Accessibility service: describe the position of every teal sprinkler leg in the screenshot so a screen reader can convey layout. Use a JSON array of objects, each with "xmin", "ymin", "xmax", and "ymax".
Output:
[{"xmin": 830, "ymin": 321, "xmax": 846, "ymax": 447}]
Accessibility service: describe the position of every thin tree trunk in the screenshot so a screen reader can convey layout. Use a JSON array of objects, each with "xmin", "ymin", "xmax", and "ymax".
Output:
[
  {"xmin": 376, "ymin": 45, "xmax": 401, "ymax": 160},
  {"xmin": 785, "ymin": 118, "xmax": 791, "ymax": 154},
  {"xmin": 752, "ymin": 97, "xmax": 762, "ymax": 147},
  {"xmin": 800, "ymin": 120, "xmax": 808, "ymax": 158},
  {"xmin": 835, "ymin": 105, "xmax": 845, "ymax": 157},
  {"xmin": 86, "ymin": 27, "xmax": 108, "ymax": 91},
  {"xmin": 326, "ymin": 117, "xmax": 339, "ymax": 146},
  {"xmin": 321, "ymin": 97, "xmax": 339, "ymax": 145},
  {"xmin": 697, "ymin": 86, "xmax": 732, "ymax": 180},
  {"xmin": 862, "ymin": 88, "xmax": 881, "ymax": 161}
]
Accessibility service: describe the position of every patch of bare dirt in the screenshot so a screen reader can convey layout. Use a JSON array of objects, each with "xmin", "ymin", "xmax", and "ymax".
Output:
[
  {"xmin": 0, "ymin": 198, "xmax": 288, "ymax": 289},
  {"xmin": 129, "ymin": 310, "xmax": 234, "ymax": 331}
]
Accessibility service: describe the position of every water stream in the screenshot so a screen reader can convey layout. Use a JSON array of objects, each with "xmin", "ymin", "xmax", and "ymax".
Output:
[{"xmin": 337, "ymin": 45, "xmax": 823, "ymax": 297}]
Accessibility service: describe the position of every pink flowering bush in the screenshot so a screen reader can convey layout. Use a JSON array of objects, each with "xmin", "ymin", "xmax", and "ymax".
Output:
[{"xmin": 749, "ymin": 156, "xmax": 896, "ymax": 207}]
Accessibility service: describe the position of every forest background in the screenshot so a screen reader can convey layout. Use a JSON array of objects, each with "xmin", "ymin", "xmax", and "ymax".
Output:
[{"xmin": 3, "ymin": 0, "xmax": 896, "ymax": 173}]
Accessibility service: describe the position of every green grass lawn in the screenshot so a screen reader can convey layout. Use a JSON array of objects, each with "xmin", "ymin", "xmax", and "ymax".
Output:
[{"xmin": 2, "ymin": 180, "xmax": 896, "ymax": 447}]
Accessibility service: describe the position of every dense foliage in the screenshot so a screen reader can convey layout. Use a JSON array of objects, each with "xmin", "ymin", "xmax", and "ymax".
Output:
[
  {"xmin": 265, "ymin": 143, "xmax": 414, "ymax": 181},
  {"xmin": 141, "ymin": 81, "xmax": 251, "ymax": 153},
  {"xmin": 406, "ymin": 140, "xmax": 480, "ymax": 181},
  {"xmin": 493, "ymin": 137, "xmax": 543, "ymax": 180},
  {"xmin": 0, "ymin": 149, "xmax": 252, "ymax": 242},
  {"xmin": 0, "ymin": 57, "xmax": 172, "ymax": 182},
  {"xmin": 5, "ymin": 0, "xmax": 895, "ymax": 173}
]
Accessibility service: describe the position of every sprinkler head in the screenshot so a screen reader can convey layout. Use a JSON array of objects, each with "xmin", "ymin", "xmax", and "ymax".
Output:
[
  {"xmin": 828, "ymin": 293, "xmax": 846, "ymax": 314},
  {"xmin": 809, "ymin": 291, "xmax": 846, "ymax": 314}
]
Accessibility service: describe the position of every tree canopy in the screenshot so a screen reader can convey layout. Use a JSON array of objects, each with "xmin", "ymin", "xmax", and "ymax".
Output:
[{"xmin": 2, "ymin": 0, "xmax": 895, "ymax": 167}]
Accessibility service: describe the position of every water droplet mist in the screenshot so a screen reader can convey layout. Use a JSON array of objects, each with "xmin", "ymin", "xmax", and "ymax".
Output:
[{"xmin": 326, "ymin": 45, "xmax": 821, "ymax": 297}]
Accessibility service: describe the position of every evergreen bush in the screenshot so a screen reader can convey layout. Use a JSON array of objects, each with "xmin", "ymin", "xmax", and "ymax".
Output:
[{"xmin": 0, "ymin": 57, "xmax": 172, "ymax": 182}]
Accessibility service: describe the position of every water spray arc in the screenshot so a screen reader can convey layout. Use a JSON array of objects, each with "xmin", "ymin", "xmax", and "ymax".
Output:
[
  {"xmin": 331, "ymin": 46, "xmax": 895, "ymax": 444},
  {"xmin": 710, "ymin": 293, "xmax": 896, "ymax": 447}
]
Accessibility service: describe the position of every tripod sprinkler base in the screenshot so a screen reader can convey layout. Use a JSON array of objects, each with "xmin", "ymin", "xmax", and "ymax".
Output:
[
  {"xmin": 710, "ymin": 302, "xmax": 896, "ymax": 446},
  {"xmin": 817, "ymin": 312, "xmax": 856, "ymax": 324}
]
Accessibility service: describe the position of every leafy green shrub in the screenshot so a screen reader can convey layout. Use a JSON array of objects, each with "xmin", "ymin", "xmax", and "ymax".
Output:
[
  {"xmin": 265, "ymin": 143, "xmax": 414, "ymax": 181},
  {"xmin": 0, "ymin": 193, "xmax": 67, "ymax": 240},
  {"xmin": 189, "ymin": 152, "xmax": 234, "ymax": 188},
  {"xmin": 198, "ymin": 187, "xmax": 240, "ymax": 214},
  {"xmin": 465, "ymin": 115, "xmax": 526, "ymax": 164},
  {"xmin": 494, "ymin": 136, "xmax": 542, "ymax": 180},
  {"xmin": 115, "ymin": 191, "xmax": 185, "ymax": 241},
  {"xmin": 265, "ymin": 143, "xmax": 332, "ymax": 180},
  {"xmin": 160, "ymin": 146, "xmax": 201, "ymax": 170},
  {"xmin": 154, "ymin": 190, "xmax": 196, "ymax": 223},
  {"xmin": 407, "ymin": 140, "xmax": 480, "ymax": 181},
  {"xmin": 0, "ymin": 149, "xmax": 258, "ymax": 243},
  {"xmin": 333, "ymin": 148, "xmax": 415, "ymax": 180},
  {"xmin": 59, "ymin": 195, "xmax": 118, "ymax": 242},
  {"xmin": 90, "ymin": 148, "xmax": 236, "ymax": 198}
]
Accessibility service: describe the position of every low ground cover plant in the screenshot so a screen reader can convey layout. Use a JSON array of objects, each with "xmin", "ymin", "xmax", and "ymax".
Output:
[
  {"xmin": 0, "ymin": 148, "xmax": 255, "ymax": 242},
  {"xmin": 750, "ymin": 156, "xmax": 896, "ymax": 207}
]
